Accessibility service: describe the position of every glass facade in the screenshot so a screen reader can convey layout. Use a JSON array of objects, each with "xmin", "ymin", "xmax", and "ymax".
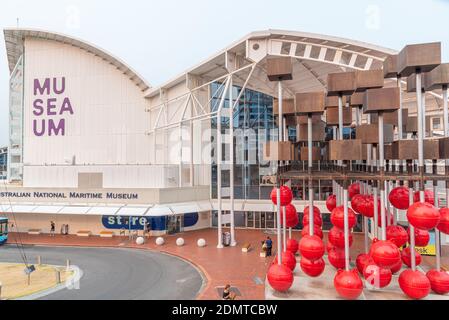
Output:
[{"xmin": 8, "ymin": 55, "xmax": 24, "ymax": 182}]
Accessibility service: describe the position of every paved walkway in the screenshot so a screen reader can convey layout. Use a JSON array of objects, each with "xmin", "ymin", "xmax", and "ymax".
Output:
[{"xmin": 7, "ymin": 229, "xmax": 448, "ymax": 300}]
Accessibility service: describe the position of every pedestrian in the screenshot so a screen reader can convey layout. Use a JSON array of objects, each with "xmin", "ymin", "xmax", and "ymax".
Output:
[
  {"xmin": 222, "ymin": 284, "xmax": 236, "ymax": 300},
  {"xmin": 265, "ymin": 237, "xmax": 273, "ymax": 257},
  {"xmin": 50, "ymin": 221, "xmax": 56, "ymax": 237}
]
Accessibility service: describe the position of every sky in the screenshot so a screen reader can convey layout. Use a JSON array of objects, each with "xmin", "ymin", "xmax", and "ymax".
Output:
[{"xmin": 1, "ymin": 0, "xmax": 449, "ymax": 146}]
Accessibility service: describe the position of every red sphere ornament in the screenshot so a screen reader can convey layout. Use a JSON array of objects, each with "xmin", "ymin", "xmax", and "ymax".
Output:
[
  {"xmin": 301, "ymin": 225, "xmax": 324, "ymax": 239},
  {"xmin": 437, "ymin": 208, "xmax": 449, "ymax": 235},
  {"xmin": 364, "ymin": 196, "xmax": 381, "ymax": 218},
  {"xmin": 331, "ymin": 206, "xmax": 357, "ymax": 229},
  {"xmin": 413, "ymin": 190, "xmax": 435, "ymax": 206},
  {"xmin": 426, "ymin": 269, "xmax": 449, "ymax": 295},
  {"xmin": 270, "ymin": 186, "xmax": 293, "ymax": 206},
  {"xmin": 399, "ymin": 269, "xmax": 431, "ymax": 299},
  {"xmin": 348, "ymin": 183, "xmax": 360, "ymax": 200},
  {"xmin": 407, "ymin": 227, "xmax": 430, "ymax": 247},
  {"xmin": 300, "ymin": 257, "xmax": 325, "ymax": 278},
  {"xmin": 356, "ymin": 253, "xmax": 374, "ymax": 275},
  {"xmin": 389, "ymin": 187, "xmax": 410, "ymax": 210},
  {"xmin": 334, "ymin": 269, "xmax": 363, "ymax": 300},
  {"xmin": 273, "ymin": 251, "xmax": 297, "ymax": 271},
  {"xmin": 351, "ymin": 194, "xmax": 366, "ymax": 215},
  {"xmin": 390, "ymin": 258, "xmax": 403, "ymax": 274},
  {"xmin": 281, "ymin": 204, "xmax": 299, "ymax": 228},
  {"xmin": 267, "ymin": 263, "xmax": 294, "ymax": 292},
  {"xmin": 363, "ymin": 263, "xmax": 392, "ymax": 288},
  {"xmin": 401, "ymin": 247, "xmax": 422, "ymax": 268},
  {"xmin": 298, "ymin": 235, "xmax": 325, "ymax": 261},
  {"xmin": 369, "ymin": 239, "xmax": 401, "ymax": 268},
  {"xmin": 376, "ymin": 209, "xmax": 394, "ymax": 228},
  {"xmin": 407, "ymin": 202, "xmax": 440, "ymax": 231},
  {"xmin": 302, "ymin": 211, "xmax": 323, "ymax": 227},
  {"xmin": 328, "ymin": 246, "xmax": 347, "ymax": 270},
  {"xmin": 328, "ymin": 227, "xmax": 353, "ymax": 249},
  {"xmin": 286, "ymin": 238, "xmax": 299, "ymax": 254},
  {"xmin": 326, "ymin": 194, "xmax": 337, "ymax": 212},
  {"xmin": 386, "ymin": 225, "xmax": 408, "ymax": 248}
]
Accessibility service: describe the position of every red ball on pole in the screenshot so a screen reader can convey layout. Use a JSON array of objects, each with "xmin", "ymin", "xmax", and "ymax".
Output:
[
  {"xmin": 426, "ymin": 269, "xmax": 449, "ymax": 295},
  {"xmin": 286, "ymin": 238, "xmax": 299, "ymax": 254},
  {"xmin": 328, "ymin": 246, "xmax": 347, "ymax": 270},
  {"xmin": 413, "ymin": 190, "xmax": 435, "ymax": 206},
  {"xmin": 300, "ymin": 257, "xmax": 325, "ymax": 278},
  {"xmin": 267, "ymin": 264, "xmax": 294, "ymax": 292},
  {"xmin": 364, "ymin": 195, "xmax": 380, "ymax": 218},
  {"xmin": 399, "ymin": 269, "xmax": 431, "ymax": 299},
  {"xmin": 407, "ymin": 202, "xmax": 440, "ymax": 231},
  {"xmin": 281, "ymin": 204, "xmax": 299, "ymax": 228},
  {"xmin": 390, "ymin": 258, "xmax": 403, "ymax": 275},
  {"xmin": 386, "ymin": 225, "xmax": 408, "ymax": 248},
  {"xmin": 356, "ymin": 253, "xmax": 374, "ymax": 275},
  {"xmin": 270, "ymin": 186, "xmax": 293, "ymax": 206},
  {"xmin": 407, "ymin": 227, "xmax": 430, "ymax": 247},
  {"xmin": 389, "ymin": 186, "xmax": 410, "ymax": 210},
  {"xmin": 351, "ymin": 194, "xmax": 366, "ymax": 215},
  {"xmin": 301, "ymin": 225, "xmax": 323, "ymax": 239},
  {"xmin": 328, "ymin": 227, "xmax": 353, "ymax": 249},
  {"xmin": 302, "ymin": 211, "xmax": 323, "ymax": 227},
  {"xmin": 298, "ymin": 235, "xmax": 325, "ymax": 261},
  {"xmin": 273, "ymin": 251, "xmax": 297, "ymax": 271},
  {"xmin": 376, "ymin": 209, "xmax": 394, "ymax": 228},
  {"xmin": 331, "ymin": 206, "xmax": 357, "ymax": 229},
  {"xmin": 369, "ymin": 239, "xmax": 401, "ymax": 269},
  {"xmin": 437, "ymin": 208, "xmax": 449, "ymax": 235},
  {"xmin": 326, "ymin": 194, "xmax": 337, "ymax": 212},
  {"xmin": 334, "ymin": 269, "xmax": 363, "ymax": 300},
  {"xmin": 363, "ymin": 263, "xmax": 392, "ymax": 289},
  {"xmin": 348, "ymin": 183, "xmax": 360, "ymax": 200},
  {"xmin": 401, "ymin": 247, "xmax": 422, "ymax": 268}
]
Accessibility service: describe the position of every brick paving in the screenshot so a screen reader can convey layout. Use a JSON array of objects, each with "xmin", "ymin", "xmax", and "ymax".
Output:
[{"xmin": 6, "ymin": 229, "xmax": 448, "ymax": 300}]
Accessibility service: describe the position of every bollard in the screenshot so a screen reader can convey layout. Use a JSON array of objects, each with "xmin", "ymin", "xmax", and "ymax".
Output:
[{"xmin": 55, "ymin": 269, "xmax": 61, "ymax": 284}]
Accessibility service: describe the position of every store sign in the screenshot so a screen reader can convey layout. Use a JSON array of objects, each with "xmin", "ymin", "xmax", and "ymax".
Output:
[
  {"xmin": 0, "ymin": 191, "xmax": 139, "ymax": 200},
  {"xmin": 415, "ymin": 231, "xmax": 436, "ymax": 256},
  {"xmin": 32, "ymin": 77, "xmax": 74, "ymax": 137}
]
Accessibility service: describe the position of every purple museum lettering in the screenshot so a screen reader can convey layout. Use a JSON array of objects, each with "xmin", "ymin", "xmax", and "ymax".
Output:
[
  {"xmin": 46, "ymin": 98, "xmax": 57, "ymax": 116},
  {"xmin": 34, "ymin": 78, "xmax": 51, "ymax": 95},
  {"xmin": 60, "ymin": 97, "xmax": 74, "ymax": 115},
  {"xmin": 33, "ymin": 99, "xmax": 44, "ymax": 116},
  {"xmin": 33, "ymin": 119, "xmax": 45, "ymax": 136},
  {"xmin": 53, "ymin": 77, "xmax": 65, "ymax": 94},
  {"xmin": 48, "ymin": 119, "xmax": 65, "ymax": 136}
]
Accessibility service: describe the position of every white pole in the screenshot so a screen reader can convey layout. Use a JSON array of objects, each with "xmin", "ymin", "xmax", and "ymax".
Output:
[
  {"xmin": 179, "ymin": 124, "xmax": 183, "ymax": 187},
  {"xmin": 190, "ymin": 120, "xmax": 194, "ymax": 187},
  {"xmin": 308, "ymin": 114, "xmax": 314, "ymax": 236},
  {"xmin": 343, "ymin": 188, "xmax": 350, "ymax": 271},
  {"xmin": 379, "ymin": 113, "xmax": 387, "ymax": 240},
  {"xmin": 277, "ymin": 81, "xmax": 283, "ymax": 263},
  {"xmin": 229, "ymin": 77, "xmax": 236, "ymax": 247},
  {"xmin": 398, "ymin": 76, "xmax": 403, "ymax": 140}
]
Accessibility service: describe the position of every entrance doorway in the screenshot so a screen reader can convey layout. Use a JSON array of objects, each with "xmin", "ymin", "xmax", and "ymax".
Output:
[{"xmin": 167, "ymin": 215, "xmax": 183, "ymax": 235}]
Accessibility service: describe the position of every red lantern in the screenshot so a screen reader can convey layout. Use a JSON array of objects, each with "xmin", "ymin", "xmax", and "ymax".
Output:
[
  {"xmin": 328, "ymin": 227, "xmax": 353, "ymax": 249},
  {"xmin": 407, "ymin": 227, "xmax": 430, "ymax": 247},
  {"xmin": 437, "ymin": 208, "xmax": 449, "ymax": 235},
  {"xmin": 399, "ymin": 269, "xmax": 431, "ymax": 299},
  {"xmin": 286, "ymin": 238, "xmax": 299, "ymax": 254},
  {"xmin": 304, "ymin": 205, "xmax": 321, "ymax": 216},
  {"xmin": 407, "ymin": 202, "xmax": 440, "ymax": 231},
  {"xmin": 386, "ymin": 225, "xmax": 408, "ymax": 248},
  {"xmin": 267, "ymin": 263, "xmax": 294, "ymax": 292},
  {"xmin": 270, "ymin": 186, "xmax": 293, "ymax": 206},
  {"xmin": 326, "ymin": 194, "xmax": 337, "ymax": 212},
  {"xmin": 413, "ymin": 190, "xmax": 435, "ymax": 206},
  {"xmin": 389, "ymin": 187, "xmax": 410, "ymax": 210},
  {"xmin": 331, "ymin": 206, "xmax": 357, "ymax": 229},
  {"xmin": 273, "ymin": 251, "xmax": 297, "ymax": 271},
  {"xmin": 281, "ymin": 204, "xmax": 299, "ymax": 228},
  {"xmin": 301, "ymin": 225, "xmax": 323, "ymax": 239},
  {"xmin": 334, "ymin": 269, "xmax": 363, "ymax": 300},
  {"xmin": 348, "ymin": 183, "xmax": 360, "ymax": 200},
  {"xmin": 364, "ymin": 195, "xmax": 380, "ymax": 218},
  {"xmin": 376, "ymin": 209, "xmax": 394, "ymax": 228},
  {"xmin": 363, "ymin": 263, "xmax": 392, "ymax": 288},
  {"xmin": 351, "ymin": 194, "xmax": 366, "ymax": 215},
  {"xmin": 401, "ymin": 247, "xmax": 422, "ymax": 268},
  {"xmin": 390, "ymin": 258, "xmax": 403, "ymax": 275},
  {"xmin": 369, "ymin": 239, "xmax": 401, "ymax": 268},
  {"xmin": 300, "ymin": 257, "xmax": 325, "ymax": 278},
  {"xmin": 426, "ymin": 269, "xmax": 449, "ymax": 295},
  {"xmin": 302, "ymin": 212, "xmax": 323, "ymax": 227},
  {"xmin": 298, "ymin": 235, "xmax": 325, "ymax": 261},
  {"xmin": 328, "ymin": 246, "xmax": 347, "ymax": 270},
  {"xmin": 356, "ymin": 253, "xmax": 374, "ymax": 275}
]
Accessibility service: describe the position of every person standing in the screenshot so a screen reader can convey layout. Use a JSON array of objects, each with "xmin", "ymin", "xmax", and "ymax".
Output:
[
  {"xmin": 266, "ymin": 237, "xmax": 273, "ymax": 257},
  {"xmin": 50, "ymin": 221, "xmax": 56, "ymax": 237}
]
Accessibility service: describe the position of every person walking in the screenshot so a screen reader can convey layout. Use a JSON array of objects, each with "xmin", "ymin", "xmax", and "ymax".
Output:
[{"xmin": 50, "ymin": 221, "xmax": 56, "ymax": 237}]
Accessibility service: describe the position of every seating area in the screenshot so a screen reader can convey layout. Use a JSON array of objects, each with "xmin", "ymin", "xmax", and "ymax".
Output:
[
  {"xmin": 76, "ymin": 230, "xmax": 92, "ymax": 237},
  {"xmin": 27, "ymin": 229, "xmax": 42, "ymax": 235},
  {"xmin": 241, "ymin": 243, "xmax": 251, "ymax": 253},
  {"xmin": 99, "ymin": 231, "xmax": 114, "ymax": 238}
]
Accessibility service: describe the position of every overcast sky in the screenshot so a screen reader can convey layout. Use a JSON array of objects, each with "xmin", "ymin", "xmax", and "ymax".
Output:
[{"xmin": 1, "ymin": 0, "xmax": 449, "ymax": 146}]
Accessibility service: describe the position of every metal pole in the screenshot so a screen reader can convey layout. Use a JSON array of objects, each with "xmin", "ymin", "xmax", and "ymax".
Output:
[
  {"xmin": 277, "ymin": 81, "xmax": 283, "ymax": 263},
  {"xmin": 179, "ymin": 123, "xmax": 183, "ymax": 187},
  {"xmin": 338, "ymin": 94, "xmax": 344, "ymax": 140},
  {"xmin": 308, "ymin": 114, "xmax": 314, "ymax": 236},
  {"xmin": 283, "ymin": 206, "xmax": 287, "ymax": 252},
  {"xmin": 190, "ymin": 120, "xmax": 194, "ymax": 187},
  {"xmin": 229, "ymin": 78, "xmax": 236, "ymax": 247},
  {"xmin": 343, "ymin": 184, "xmax": 350, "ymax": 271},
  {"xmin": 379, "ymin": 113, "xmax": 387, "ymax": 240},
  {"xmin": 397, "ymin": 76, "xmax": 403, "ymax": 140}
]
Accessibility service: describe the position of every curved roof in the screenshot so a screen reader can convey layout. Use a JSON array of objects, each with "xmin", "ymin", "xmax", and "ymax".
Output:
[{"xmin": 3, "ymin": 28, "xmax": 151, "ymax": 92}]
